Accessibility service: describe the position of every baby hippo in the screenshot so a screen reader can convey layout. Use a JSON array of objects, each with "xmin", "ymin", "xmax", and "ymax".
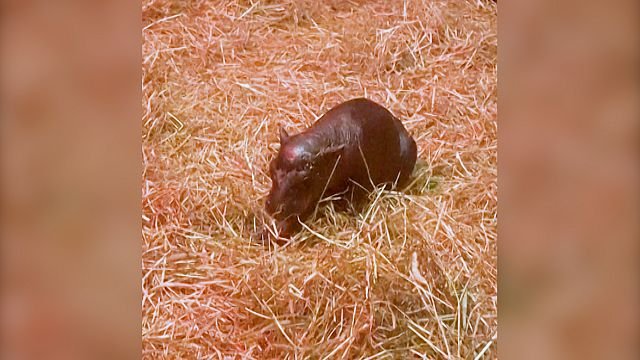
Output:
[{"xmin": 264, "ymin": 98, "xmax": 417, "ymax": 239}]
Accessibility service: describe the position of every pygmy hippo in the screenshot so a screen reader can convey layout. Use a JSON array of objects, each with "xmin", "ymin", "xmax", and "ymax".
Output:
[{"xmin": 263, "ymin": 98, "xmax": 417, "ymax": 239}]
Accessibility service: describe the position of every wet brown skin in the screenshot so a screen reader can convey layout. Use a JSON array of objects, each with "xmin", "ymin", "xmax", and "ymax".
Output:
[{"xmin": 262, "ymin": 98, "xmax": 417, "ymax": 241}]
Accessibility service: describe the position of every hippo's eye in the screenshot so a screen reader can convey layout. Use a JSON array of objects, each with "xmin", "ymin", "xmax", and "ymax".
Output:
[{"xmin": 300, "ymin": 162, "xmax": 312, "ymax": 172}]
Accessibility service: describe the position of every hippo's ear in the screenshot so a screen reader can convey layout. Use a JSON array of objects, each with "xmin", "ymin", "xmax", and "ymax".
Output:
[{"xmin": 279, "ymin": 127, "xmax": 290, "ymax": 145}]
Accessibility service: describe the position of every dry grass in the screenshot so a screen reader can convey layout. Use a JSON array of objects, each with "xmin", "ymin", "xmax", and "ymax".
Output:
[{"xmin": 142, "ymin": 0, "xmax": 496, "ymax": 358}]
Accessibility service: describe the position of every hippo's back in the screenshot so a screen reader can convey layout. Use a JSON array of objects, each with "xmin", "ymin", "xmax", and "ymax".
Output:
[{"xmin": 315, "ymin": 98, "xmax": 415, "ymax": 189}]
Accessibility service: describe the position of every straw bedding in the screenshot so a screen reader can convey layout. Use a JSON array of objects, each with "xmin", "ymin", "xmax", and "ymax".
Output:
[{"xmin": 142, "ymin": 0, "xmax": 496, "ymax": 358}]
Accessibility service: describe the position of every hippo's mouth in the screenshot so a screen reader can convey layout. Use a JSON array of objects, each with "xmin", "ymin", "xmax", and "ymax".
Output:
[{"xmin": 274, "ymin": 215, "xmax": 303, "ymax": 237}]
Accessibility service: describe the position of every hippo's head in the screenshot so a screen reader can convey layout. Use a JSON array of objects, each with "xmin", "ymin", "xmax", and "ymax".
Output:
[{"xmin": 265, "ymin": 127, "xmax": 344, "ymax": 237}]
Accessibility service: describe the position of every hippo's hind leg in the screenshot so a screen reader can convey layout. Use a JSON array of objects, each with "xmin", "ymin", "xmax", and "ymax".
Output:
[
  {"xmin": 397, "ymin": 135, "xmax": 417, "ymax": 188},
  {"xmin": 392, "ymin": 117, "xmax": 418, "ymax": 188}
]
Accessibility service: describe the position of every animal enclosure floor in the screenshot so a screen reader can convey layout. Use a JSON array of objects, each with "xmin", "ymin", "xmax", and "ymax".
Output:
[{"xmin": 142, "ymin": 0, "xmax": 497, "ymax": 358}]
